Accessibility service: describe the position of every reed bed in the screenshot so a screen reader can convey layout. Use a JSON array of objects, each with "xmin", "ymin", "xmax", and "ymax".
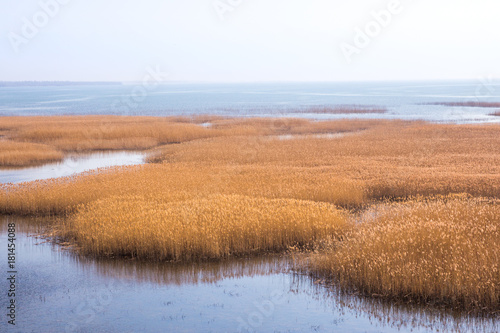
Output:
[
  {"xmin": 9, "ymin": 118, "xmax": 217, "ymax": 151},
  {"xmin": 309, "ymin": 196, "xmax": 500, "ymax": 312},
  {"xmin": 299, "ymin": 106, "xmax": 387, "ymax": 114},
  {"xmin": 427, "ymin": 102, "xmax": 500, "ymax": 108},
  {"xmin": 148, "ymin": 122, "xmax": 500, "ymax": 200},
  {"xmin": 490, "ymin": 111, "xmax": 500, "ymax": 116},
  {"xmin": 1, "ymin": 117, "xmax": 499, "ymax": 313},
  {"xmin": 0, "ymin": 116, "xmax": 382, "ymax": 166},
  {"xmin": 0, "ymin": 140, "xmax": 63, "ymax": 167},
  {"xmin": 0, "ymin": 164, "xmax": 365, "ymax": 215},
  {"xmin": 1, "ymin": 120, "xmax": 499, "ymax": 215},
  {"xmin": 62, "ymin": 194, "xmax": 350, "ymax": 261}
]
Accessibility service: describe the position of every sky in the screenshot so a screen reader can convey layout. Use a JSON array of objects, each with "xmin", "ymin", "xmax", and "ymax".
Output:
[{"xmin": 0, "ymin": 0, "xmax": 499, "ymax": 82}]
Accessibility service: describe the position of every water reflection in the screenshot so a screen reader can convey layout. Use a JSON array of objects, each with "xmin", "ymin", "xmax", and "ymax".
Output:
[
  {"xmin": 299, "ymin": 278, "xmax": 499, "ymax": 333},
  {"xmin": 76, "ymin": 255, "xmax": 290, "ymax": 286},
  {"xmin": 0, "ymin": 151, "xmax": 144, "ymax": 184},
  {"xmin": 0, "ymin": 216, "xmax": 497, "ymax": 333}
]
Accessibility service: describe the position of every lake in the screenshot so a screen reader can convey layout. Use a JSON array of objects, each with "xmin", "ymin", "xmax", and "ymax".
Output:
[{"xmin": 1, "ymin": 81, "xmax": 500, "ymax": 123}]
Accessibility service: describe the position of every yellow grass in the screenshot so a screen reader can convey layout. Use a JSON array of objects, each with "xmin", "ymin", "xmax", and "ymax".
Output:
[
  {"xmin": 62, "ymin": 194, "xmax": 350, "ymax": 261},
  {"xmin": 1, "ymin": 116, "xmax": 499, "ymax": 313},
  {"xmin": 148, "ymin": 122, "xmax": 500, "ymax": 200},
  {"xmin": 0, "ymin": 140, "xmax": 63, "ymax": 167},
  {"xmin": 0, "ymin": 164, "xmax": 365, "ymax": 215},
  {"xmin": 2, "ymin": 116, "xmax": 218, "ymax": 151},
  {"xmin": 1, "ymin": 120, "xmax": 499, "ymax": 215},
  {"xmin": 0, "ymin": 116, "xmax": 381, "ymax": 166},
  {"xmin": 309, "ymin": 196, "xmax": 500, "ymax": 312}
]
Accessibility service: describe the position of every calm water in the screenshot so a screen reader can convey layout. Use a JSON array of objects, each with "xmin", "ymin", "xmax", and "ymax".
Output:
[
  {"xmin": 0, "ymin": 216, "xmax": 497, "ymax": 333},
  {"xmin": 1, "ymin": 81, "xmax": 500, "ymax": 123},
  {"xmin": 0, "ymin": 151, "xmax": 145, "ymax": 184}
]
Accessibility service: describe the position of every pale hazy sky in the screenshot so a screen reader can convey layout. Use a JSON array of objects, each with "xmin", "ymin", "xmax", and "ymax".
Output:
[{"xmin": 0, "ymin": 0, "xmax": 498, "ymax": 82}]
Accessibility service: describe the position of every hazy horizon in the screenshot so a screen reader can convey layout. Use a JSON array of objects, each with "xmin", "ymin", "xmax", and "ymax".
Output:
[{"xmin": 1, "ymin": 0, "xmax": 499, "ymax": 82}]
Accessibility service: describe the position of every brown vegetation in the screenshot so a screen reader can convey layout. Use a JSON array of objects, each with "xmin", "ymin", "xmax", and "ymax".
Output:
[
  {"xmin": 1, "ymin": 116, "xmax": 218, "ymax": 152},
  {"xmin": 0, "ymin": 116, "xmax": 381, "ymax": 167},
  {"xmin": 0, "ymin": 140, "xmax": 63, "ymax": 167},
  {"xmin": 296, "ymin": 106, "xmax": 387, "ymax": 114},
  {"xmin": 0, "ymin": 164, "xmax": 365, "ymax": 215},
  {"xmin": 428, "ymin": 101, "xmax": 500, "ymax": 108},
  {"xmin": 1, "ymin": 120, "xmax": 499, "ymax": 215},
  {"xmin": 148, "ymin": 121, "xmax": 500, "ymax": 200},
  {"xmin": 309, "ymin": 196, "xmax": 500, "ymax": 312},
  {"xmin": 1, "ymin": 116, "xmax": 499, "ymax": 313},
  {"xmin": 62, "ymin": 194, "xmax": 349, "ymax": 261}
]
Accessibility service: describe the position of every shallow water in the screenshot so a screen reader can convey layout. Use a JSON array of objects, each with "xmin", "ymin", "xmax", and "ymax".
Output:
[
  {"xmin": 0, "ymin": 217, "xmax": 497, "ymax": 333},
  {"xmin": 0, "ymin": 151, "xmax": 144, "ymax": 184}
]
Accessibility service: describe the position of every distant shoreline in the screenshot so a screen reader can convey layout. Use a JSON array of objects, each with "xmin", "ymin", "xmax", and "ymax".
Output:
[{"xmin": 0, "ymin": 81, "xmax": 120, "ymax": 87}]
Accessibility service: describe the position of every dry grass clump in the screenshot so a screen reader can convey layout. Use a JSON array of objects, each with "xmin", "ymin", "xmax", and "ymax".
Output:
[
  {"xmin": 210, "ymin": 118, "xmax": 387, "ymax": 136},
  {"xmin": 490, "ymin": 111, "xmax": 500, "ymax": 116},
  {"xmin": 0, "ymin": 140, "xmax": 63, "ymax": 167},
  {"xmin": 63, "ymin": 194, "xmax": 350, "ymax": 261},
  {"xmin": 310, "ymin": 196, "xmax": 500, "ymax": 312},
  {"xmin": 8, "ymin": 117, "xmax": 216, "ymax": 151},
  {"xmin": 428, "ymin": 102, "xmax": 500, "ymax": 108}
]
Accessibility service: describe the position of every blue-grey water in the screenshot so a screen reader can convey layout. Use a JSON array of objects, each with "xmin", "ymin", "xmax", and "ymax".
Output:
[
  {"xmin": 1, "ymin": 81, "xmax": 500, "ymax": 123},
  {"xmin": 0, "ymin": 216, "xmax": 497, "ymax": 333},
  {"xmin": 0, "ymin": 151, "xmax": 144, "ymax": 184}
]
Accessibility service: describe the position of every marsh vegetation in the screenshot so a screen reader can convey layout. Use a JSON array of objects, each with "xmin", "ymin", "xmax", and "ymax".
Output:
[{"xmin": 0, "ymin": 115, "xmax": 499, "ymax": 315}]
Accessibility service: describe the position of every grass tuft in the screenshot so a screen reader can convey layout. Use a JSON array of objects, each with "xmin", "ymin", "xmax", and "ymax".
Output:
[
  {"xmin": 62, "ymin": 194, "xmax": 350, "ymax": 261},
  {"xmin": 0, "ymin": 140, "xmax": 63, "ymax": 167},
  {"xmin": 309, "ymin": 196, "xmax": 500, "ymax": 312}
]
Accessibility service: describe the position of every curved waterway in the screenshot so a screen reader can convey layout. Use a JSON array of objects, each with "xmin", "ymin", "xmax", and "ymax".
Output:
[
  {"xmin": 0, "ymin": 217, "xmax": 497, "ymax": 333},
  {"xmin": 0, "ymin": 151, "xmax": 145, "ymax": 184}
]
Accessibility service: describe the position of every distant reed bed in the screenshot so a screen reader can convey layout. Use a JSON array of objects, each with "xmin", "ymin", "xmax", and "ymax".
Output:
[
  {"xmin": 299, "ymin": 106, "xmax": 387, "ymax": 114},
  {"xmin": 0, "ymin": 116, "xmax": 381, "ymax": 167},
  {"xmin": 428, "ymin": 101, "xmax": 500, "ymax": 108},
  {"xmin": 148, "ymin": 122, "xmax": 500, "ymax": 200}
]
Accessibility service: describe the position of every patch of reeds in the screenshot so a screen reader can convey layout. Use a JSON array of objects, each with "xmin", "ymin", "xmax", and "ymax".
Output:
[
  {"xmin": 309, "ymin": 196, "xmax": 500, "ymax": 312},
  {"xmin": 299, "ymin": 106, "xmax": 387, "ymax": 114},
  {"xmin": 0, "ymin": 164, "xmax": 365, "ymax": 215},
  {"xmin": 1, "ymin": 120, "xmax": 499, "ymax": 215},
  {"xmin": 427, "ymin": 102, "xmax": 500, "ymax": 108},
  {"xmin": 62, "ymin": 194, "xmax": 350, "ymax": 261},
  {"xmin": 148, "ymin": 122, "xmax": 500, "ymax": 200},
  {"xmin": 0, "ymin": 140, "xmax": 63, "ymax": 167},
  {"xmin": 0, "ymin": 116, "xmax": 385, "ymax": 166}
]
